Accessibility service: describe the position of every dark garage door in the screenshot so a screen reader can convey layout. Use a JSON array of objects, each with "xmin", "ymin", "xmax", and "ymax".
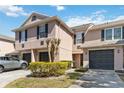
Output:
[
  {"xmin": 89, "ymin": 49, "xmax": 114, "ymax": 70},
  {"xmin": 39, "ymin": 52, "xmax": 49, "ymax": 62},
  {"xmin": 23, "ymin": 53, "xmax": 31, "ymax": 63}
]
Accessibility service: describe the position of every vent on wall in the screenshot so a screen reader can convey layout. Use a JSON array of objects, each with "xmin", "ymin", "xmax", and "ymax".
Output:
[
  {"xmin": 40, "ymin": 41, "xmax": 44, "ymax": 45},
  {"xmin": 22, "ymin": 44, "xmax": 24, "ymax": 48},
  {"xmin": 31, "ymin": 16, "xmax": 36, "ymax": 21},
  {"xmin": 77, "ymin": 45, "xmax": 81, "ymax": 49}
]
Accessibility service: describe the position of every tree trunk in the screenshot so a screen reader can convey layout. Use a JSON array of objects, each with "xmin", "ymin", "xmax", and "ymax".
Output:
[{"xmin": 48, "ymin": 46, "xmax": 52, "ymax": 62}]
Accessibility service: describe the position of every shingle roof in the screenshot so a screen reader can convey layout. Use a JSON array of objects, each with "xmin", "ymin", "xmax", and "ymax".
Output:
[
  {"xmin": 0, "ymin": 34, "xmax": 15, "ymax": 43},
  {"xmin": 12, "ymin": 15, "xmax": 73, "ymax": 35},
  {"xmin": 71, "ymin": 23, "xmax": 94, "ymax": 32},
  {"xmin": 90, "ymin": 19, "xmax": 124, "ymax": 30}
]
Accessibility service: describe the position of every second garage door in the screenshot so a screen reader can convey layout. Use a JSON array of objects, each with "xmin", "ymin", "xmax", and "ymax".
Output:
[{"xmin": 89, "ymin": 49, "xmax": 114, "ymax": 70}]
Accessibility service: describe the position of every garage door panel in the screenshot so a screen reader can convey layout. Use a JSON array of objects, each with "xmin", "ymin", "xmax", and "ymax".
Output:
[
  {"xmin": 89, "ymin": 49, "xmax": 114, "ymax": 70},
  {"xmin": 23, "ymin": 53, "xmax": 31, "ymax": 63},
  {"xmin": 39, "ymin": 52, "xmax": 49, "ymax": 62}
]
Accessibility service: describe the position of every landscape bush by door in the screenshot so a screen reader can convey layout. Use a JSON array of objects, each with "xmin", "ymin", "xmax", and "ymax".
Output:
[{"xmin": 29, "ymin": 62, "xmax": 69, "ymax": 77}]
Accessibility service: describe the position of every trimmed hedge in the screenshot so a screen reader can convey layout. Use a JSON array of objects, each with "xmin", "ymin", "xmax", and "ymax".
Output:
[
  {"xmin": 60, "ymin": 60, "xmax": 72, "ymax": 68},
  {"xmin": 28, "ymin": 62, "xmax": 69, "ymax": 77}
]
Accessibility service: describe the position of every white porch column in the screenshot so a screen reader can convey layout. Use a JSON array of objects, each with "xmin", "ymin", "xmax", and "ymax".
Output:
[
  {"xmin": 114, "ymin": 46, "xmax": 124, "ymax": 70},
  {"xmin": 31, "ymin": 49, "xmax": 35, "ymax": 62},
  {"xmin": 83, "ymin": 49, "xmax": 89, "ymax": 68}
]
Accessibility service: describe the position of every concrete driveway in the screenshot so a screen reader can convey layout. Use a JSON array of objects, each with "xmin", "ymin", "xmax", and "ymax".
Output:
[
  {"xmin": 70, "ymin": 70, "xmax": 124, "ymax": 88},
  {"xmin": 0, "ymin": 70, "xmax": 31, "ymax": 88}
]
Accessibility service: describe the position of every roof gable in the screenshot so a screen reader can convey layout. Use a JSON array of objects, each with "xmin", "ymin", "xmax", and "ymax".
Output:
[{"xmin": 20, "ymin": 12, "xmax": 50, "ymax": 27}]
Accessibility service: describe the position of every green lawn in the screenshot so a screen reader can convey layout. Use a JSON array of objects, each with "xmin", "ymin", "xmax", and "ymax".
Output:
[{"xmin": 5, "ymin": 72, "xmax": 82, "ymax": 88}]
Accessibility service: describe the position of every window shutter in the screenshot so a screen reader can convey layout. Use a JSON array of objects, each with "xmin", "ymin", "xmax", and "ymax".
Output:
[
  {"xmin": 101, "ymin": 29, "xmax": 104, "ymax": 41},
  {"xmin": 45, "ymin": 24, "xmax": 48, "ymax": 37},
  {"xmin": 74, "ymin": 34, "xmax": 76, "ymax": 44},
  {"xmin": 25, "ymin": 30, "xmax": 27, "ymax": 41},
  {"xmin": 19, "ymin": 32, "xmax": 21, "ymax": 43},
  {"xmin": 82, "ymin": 33, "xmax": 84, "ymax": 43},
  {"xmin": 37, "ymin": 26, "xmax": 39, "ymax": 39},
  {"xmin": 122, "ymin": 26, "xmax": 124, "ymax": 39}
]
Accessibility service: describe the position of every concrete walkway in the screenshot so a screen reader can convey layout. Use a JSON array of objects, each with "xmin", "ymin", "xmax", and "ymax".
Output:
[
  {"xmin": 0, "ymin": 70, "xmax": 31, "ymax": 88},
  {"xmin": 70, "ymin": 70, "xmax": 124, "ymax": 88}
]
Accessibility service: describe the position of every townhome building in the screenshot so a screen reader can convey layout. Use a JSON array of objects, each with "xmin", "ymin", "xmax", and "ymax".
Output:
[
  {"xmin": 13, "ymin": 12, "xmax": 124, "ymax": 70},
  {"xmin": 12, "ymin": 13, "xmax": 73, "ymax": 63},
  {"xmin": 0, "ymin": 35, "xmax": 15, "ymax": 56}
]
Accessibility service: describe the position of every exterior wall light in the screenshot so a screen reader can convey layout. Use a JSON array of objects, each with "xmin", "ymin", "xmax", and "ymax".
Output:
[{"xmin": 117, "ymin": 49, "xmax": 120, "ymax": 53}]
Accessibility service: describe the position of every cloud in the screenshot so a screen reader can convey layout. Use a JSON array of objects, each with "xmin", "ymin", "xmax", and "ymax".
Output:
[
  {"xmin": 92, "ymin": 9, "xmax": 107, "ymax": 15},
  {"xmin": 52, "ymin": 5, "xmax": 65, "ymax": 11},
  {"xmin": 0, "ymin": 5, "xmax": 29, "ymax": 17},
  {"xmin": 66, "ymin": 10, "xmax": 124, "ymax": 27}
]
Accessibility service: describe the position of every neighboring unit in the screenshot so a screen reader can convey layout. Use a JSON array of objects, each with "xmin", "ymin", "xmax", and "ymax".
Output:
[
  {"xmin": 0, "ymin": 35, "xmax": 15, "ymax": 56},
  {"xmin": 72, "ymin": 20, "xmax": 124, "ymax": 70}
]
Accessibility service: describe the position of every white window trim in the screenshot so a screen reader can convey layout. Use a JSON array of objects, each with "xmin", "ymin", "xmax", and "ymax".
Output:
[{"xmin": 104, "ymin": 26, "xmax": 122, "ymax": 41}]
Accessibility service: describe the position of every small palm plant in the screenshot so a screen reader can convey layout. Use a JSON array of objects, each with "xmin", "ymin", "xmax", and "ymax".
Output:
[{"xmin": 46, "ymin": 38, "xmax": 61, "ymax": 62}]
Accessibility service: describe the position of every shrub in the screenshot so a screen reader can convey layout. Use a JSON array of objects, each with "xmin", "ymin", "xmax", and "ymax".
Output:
[
  {"xmin": 28, "ymin": 62, "xmax": 69, "ymax": 77},
  {"xmin": 60, "ymin": 60, "xmax": 72, "ymax": 69},
  {"xmin": 75, "ymin": 67, "xmax": 88, "ymax": 72}
]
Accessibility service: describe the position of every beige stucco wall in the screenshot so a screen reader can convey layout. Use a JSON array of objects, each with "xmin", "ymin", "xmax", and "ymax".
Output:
[
  {"xmin": 84, "ymin": 29, "xmax": 101, "ymax": 44},
  {"xmin": 83, "ymin": 48, "xmax": 89, "ymax": 68},
  {"xmin": 83, "ymin": 46, "xmax": 124, "ymax": 70},
  {"xmin": 0, "ymin": 40, "xmax": 15, "ymax": 56},
  {"xmin": 114, "ymin": 46, "xmax": 124, "ymax": 70},
  {"xmin": 55, "ymin": 23, "xmax": 73, "ymax": 61}
]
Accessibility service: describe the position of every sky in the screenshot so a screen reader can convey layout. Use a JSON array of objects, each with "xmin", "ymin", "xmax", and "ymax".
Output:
[{"xmin": 0, "ymin": 5, "xmax": 124, "ymax": 37}]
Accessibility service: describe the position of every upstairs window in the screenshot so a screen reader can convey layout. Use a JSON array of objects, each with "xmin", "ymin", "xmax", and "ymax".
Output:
[
  {"xmin": 114, "ymin": 27, "xmax": 122, "ymax": 39},
  {"xmin": 31, "ymin": 16, "xmax": 36, "ymax": 21},
  {"xmin": 21, "ymin": 31, "xmax": 26, "ymax": 42},
  {"xmin": 105, "ymin": 27, "xmax": 122, "ymax": 40},
  {"xmin": 105, "ymin": 28, "xmax": 112, "ymax": 40},
  {"xmin": 19, "ymin": 30, "xmax": 27, "ymax": 43},
  {"xmin": 39, "ymin": 25, "xmax": 47, "ymax": 38},
  {"xmin": 75, "ymin": 32, "xmax": 84, "ymax": 44}
]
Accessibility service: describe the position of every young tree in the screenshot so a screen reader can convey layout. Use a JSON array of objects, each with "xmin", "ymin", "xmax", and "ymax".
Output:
[
  {"xmin": 46, "ymin": 38, "xmax": 61, "ymax": 62},
  {"xmin": 46, "ymin": 38, "xmax": 52, "ymax": 62}
]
